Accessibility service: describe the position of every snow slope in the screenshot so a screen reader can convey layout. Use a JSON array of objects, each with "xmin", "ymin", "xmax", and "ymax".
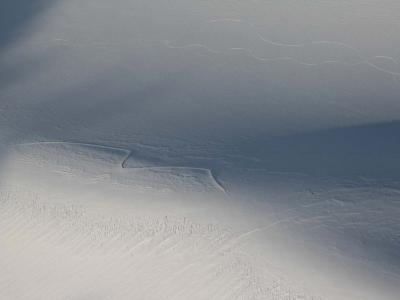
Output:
[
  {"xmin": 1, "ymin": 0, "xmax": 400, "ymax": 299},
  {"xmin": 1, "ymin": 141, "xmax": 399, "ymax": 300}
]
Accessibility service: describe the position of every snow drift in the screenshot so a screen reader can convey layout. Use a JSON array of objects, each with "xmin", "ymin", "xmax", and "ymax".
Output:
[{"xmin": 1, "ymin": 0, "xmax": 400, "ymax": 299}]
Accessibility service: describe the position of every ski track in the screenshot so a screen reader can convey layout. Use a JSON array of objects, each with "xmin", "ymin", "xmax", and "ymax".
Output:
[
  {"xmin": 25, "ymin": 32, "xmax": 400, "ymax": 77},
  {"xmin": 165, "ymin": 39, "xmax": 400, "ymax": 77},
  {"xmin": 163, "ymin": 18, "xmax": 400, "ymax": 77}
]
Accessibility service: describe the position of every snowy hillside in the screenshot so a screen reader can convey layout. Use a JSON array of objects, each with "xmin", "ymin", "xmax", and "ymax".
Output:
[{"xmin": 1, "ymin": 1, "xmax": 400, "ymax": 299}]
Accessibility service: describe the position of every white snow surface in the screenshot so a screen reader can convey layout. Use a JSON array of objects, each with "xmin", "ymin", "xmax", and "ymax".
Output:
[{"xmin": 1, "ymin": 1, "xmax": 400, "ymax": 299}]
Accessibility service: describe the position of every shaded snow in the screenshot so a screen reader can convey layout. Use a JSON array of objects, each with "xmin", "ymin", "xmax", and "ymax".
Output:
[{"xmin": 1, "ymin": 0, "xmax": 400, "ymax": 299}]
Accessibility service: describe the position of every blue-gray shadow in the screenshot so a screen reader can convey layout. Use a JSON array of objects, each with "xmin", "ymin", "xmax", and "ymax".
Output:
[
  {"xmin": 0, "ymin": 0, "xmax": 55, "ymax": 50},
  {"xmin": 237, "ymin": 121, "xmax": 400, "ymax": 180},
  {"xmin": 0, "ymin": 0, "xmax": 57, "ymax": 167},
  {"xmin": 0, "ymin": 0, "xmax": 58, "ymax": 91}
]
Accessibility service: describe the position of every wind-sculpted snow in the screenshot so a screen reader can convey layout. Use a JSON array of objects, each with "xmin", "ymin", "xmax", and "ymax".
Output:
[
  {"xmin": 16, "ymin": 142, "xmax": 130, "ymax": 169},
  {"xmin": 1, "ymin": 144, "xmax": 324, "ymax": 300},
  {"xmin": 1, "ymin": 141, "xmax": 399, "ymax": 300},
  {"xmin": 1, "ymin": 189, "xmax": 327, "ymax": 300},
  {"xmin": 1, "ymin": 0, "xmax": 400, "ymax": 299},
  {"xmin": 12, "ymin": 142, "xmax": 226, "ymax": 195}
]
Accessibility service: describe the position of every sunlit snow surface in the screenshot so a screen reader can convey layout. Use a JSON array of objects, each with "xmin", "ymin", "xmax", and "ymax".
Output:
[{"xmin": 1, "ymin": 1, "xmax": 400, "ymax": 299}]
